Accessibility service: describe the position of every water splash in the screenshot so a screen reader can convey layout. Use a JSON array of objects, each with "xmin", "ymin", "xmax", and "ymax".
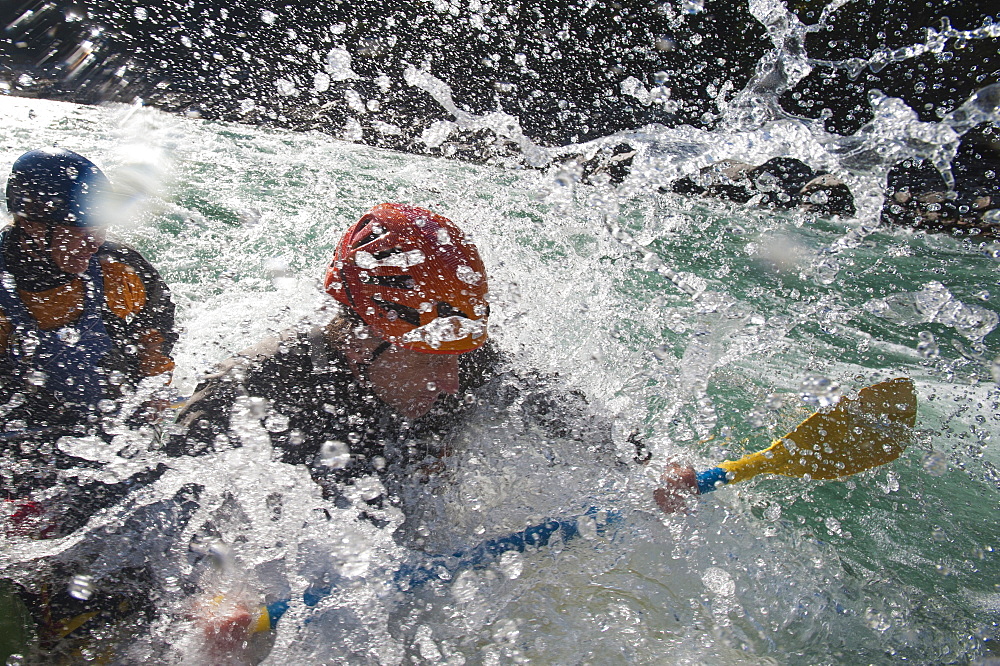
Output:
[
  {"xmin": 865, "ymin": 281, "xmax": 999, "ymax": 343},
  {"xmin": 1, "ymin": 0, "xmax": 999, "ymax": 660}
]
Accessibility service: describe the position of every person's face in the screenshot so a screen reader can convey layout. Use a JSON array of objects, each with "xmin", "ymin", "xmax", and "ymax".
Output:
[
  {"xmin": 49, "ymin": 224, "xmax": 106, "ymax": 274},
  {"xmin": 367, "ymin": 345, "xmax": 461, "ymax": 419}
]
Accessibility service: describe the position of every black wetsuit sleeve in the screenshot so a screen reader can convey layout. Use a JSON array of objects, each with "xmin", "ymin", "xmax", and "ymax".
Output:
[
  {"xmin": 162, "ymin": 375, "xmax": 239, "ymax": 456},
  {"xmin": 162, "ymin": 333, "xmax": 310, "ymax": 457}
]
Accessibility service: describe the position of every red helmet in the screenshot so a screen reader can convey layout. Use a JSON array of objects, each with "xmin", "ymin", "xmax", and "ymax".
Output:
[{"xmin": 325, "ymin": 203, "xmax": 489, "ymax": 353}]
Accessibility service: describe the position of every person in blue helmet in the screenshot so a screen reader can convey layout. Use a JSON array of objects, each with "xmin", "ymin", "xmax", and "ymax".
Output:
[
  {"xmin": 0, "ymin": 148, "xmax": 178, "ymax": 661},
  {"xmin": 0, "ymin": 147, "xmax": 177, "ymax": 439}
]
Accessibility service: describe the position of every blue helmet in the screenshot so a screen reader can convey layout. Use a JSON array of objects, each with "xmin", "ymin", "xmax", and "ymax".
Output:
[{"xmin": 6, "ymin": 147, "xmax": 112, "ymax": 228}]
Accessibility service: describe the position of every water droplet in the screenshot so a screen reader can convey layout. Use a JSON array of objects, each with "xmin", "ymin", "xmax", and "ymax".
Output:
[
  {"xmin": 577, "ymin": 515, "xmax": 598, "ymax": 540},
  {"xmin": 354, "ymin": 476, "xmax": 385, "ymax": 501},
  {"xmin": 701, "ymin": 567, "xmax": 735, "ymax": 596},
  {"xmin": 456, "ymin": 265, "xmax": 481, "ymax": 285},
  {"xmin": 264, "ymin": 414, "xmax": 289, "ymax": 432},
  {"xmin": 812, "ymin": 257, "xmax": 840, "ymax": 285},
  {"xmin": 866, "ymin": 609, "xmax": 891, "ymax": 632},
  {"xmin": 682, "ymin": 0, "xmax": 705, "ymax": 14},
  {"xmin": 809, "ymin": 190, "xmax": 830, "ymax": 204},
  {"xmin": 799, "ymin": 375, "xmax": 841, "ymax": 408},
  {"xmin": 916, "ymin": 331, "xmax": 939, "ymax": 358},
  {"xmin": 922, "ymin": 451, "xmax": 949, "ymax": 476},
  {"xmin": 745, "ymin": 409, "xmax": 766, "ymax": 427},
  {"xmin": 57, "ymin": 327, "xmax": 81, "ymax": 346},
  {"xmin": 880, "ymin": 470, "xmax": 900, "ymax": 493},
  {"xmin": 68, "ymin": 574, "xmax": 95, "ymax": 600},
  {"xmin": 318, "ymin": 440, "xmax": 350, "ymax": 468},
  {"xmin": 825, "ymin": 517, "xmax": 843, "ymax": 535},
  {"xmin": 325, "ymin": 47, "xmax": 358, "ymax": 81},
  {"xmin": 450, "ymin": 569, "xmax": 480, "ymax": 604},
  {"xmin": 247, "ymin": 397, "xmax": 268, "ymax": 418},
  {"xmin": 498, "ymin": 551, "xmax": 524, "ymax": 579},
  {"xmin": 552, "ymin": 166, "xmax": 579, "ymax": 188},
  {"xmin": 764, "ymin": 393, "xmax": 784, "ymax": 410},
  {"xmin": 275, "ymin": 78, "xmax": 298, "ymax": 97}
]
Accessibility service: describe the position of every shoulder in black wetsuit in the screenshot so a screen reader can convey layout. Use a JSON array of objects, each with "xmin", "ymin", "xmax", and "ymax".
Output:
[{"xmin": 170, "ymin": 319, "xmax": 504, "ymax": 501}]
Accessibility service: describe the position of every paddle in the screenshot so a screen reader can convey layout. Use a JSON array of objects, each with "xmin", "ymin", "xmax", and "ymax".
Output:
[
  {"xmin": 691, "ymin": 377, "xmax": 917, "ymax": 494},
  {"xmin": 200, "ymin": 377, "xmax": 916, "ymax": 637}
]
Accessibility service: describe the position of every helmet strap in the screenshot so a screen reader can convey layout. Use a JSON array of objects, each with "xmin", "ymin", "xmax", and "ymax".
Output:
[
  {"xmin": 357, "ymin": 340, "xmax": 392, "ymax": 386},
  {"xmin": 349, "ymin": 338, "xmax": 392, "ymax": 386},
  {"xmin": 370, "ymin": 340, "xmax": 392, "ymax": 363},
  {"xmin": 339, "ymin": 262, "xmax": 393, "ymax": 374}
]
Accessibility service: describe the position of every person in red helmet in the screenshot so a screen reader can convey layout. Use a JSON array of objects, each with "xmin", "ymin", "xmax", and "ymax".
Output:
[
  {"xmin": 170, "ymin": 203, "xmax": 498, "ymax": 505},
  {"xmin": 169, "ymin": 203, "xmax": 645, "ymax": 660},
  {"xmin": 324, "ymin": 202, "xmax": 491, "ymax": 416}
]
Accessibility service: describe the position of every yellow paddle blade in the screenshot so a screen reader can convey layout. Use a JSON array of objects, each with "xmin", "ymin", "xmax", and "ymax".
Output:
[{"xmin": 719, "ymin": 378, "xmax": 917, "ymax": 483}]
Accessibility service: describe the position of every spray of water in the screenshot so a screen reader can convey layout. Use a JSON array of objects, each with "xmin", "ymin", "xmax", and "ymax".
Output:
[{"xmin": 1, "ymin": 1, "xmax": 999, "ymax": 663}]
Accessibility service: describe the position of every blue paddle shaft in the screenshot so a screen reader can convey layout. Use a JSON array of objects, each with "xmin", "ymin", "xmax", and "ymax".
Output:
[{"xmin": 265, "ymin": 508, "xmax": 622, "ymax": 626}]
